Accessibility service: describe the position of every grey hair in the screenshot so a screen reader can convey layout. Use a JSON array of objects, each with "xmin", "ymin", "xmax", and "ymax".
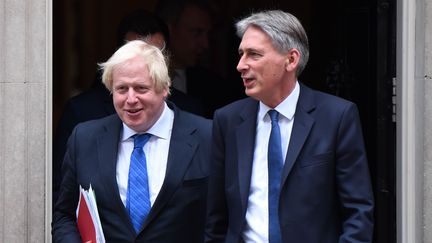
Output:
[
  {"xmin": 99, "ymin": 40, "xmax": 171, "ymax": 94},
  {"xmin": 236, "ymin": 10, "xmax": 309, "ymax": 76}
]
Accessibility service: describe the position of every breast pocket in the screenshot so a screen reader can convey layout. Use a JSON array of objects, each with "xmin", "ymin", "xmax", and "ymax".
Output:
[
  {"xmin": 297, "ymin": 151, "xmax": 334, "ymax": 168},
  {"xmin": 182, "ymin": 176, "xmax": 208, "ymax": 187}
]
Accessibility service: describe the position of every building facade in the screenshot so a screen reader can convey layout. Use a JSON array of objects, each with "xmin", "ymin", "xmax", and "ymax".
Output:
[{"xmin": 0, "ymin": 0, "xmax": 431, "ymax": 242}]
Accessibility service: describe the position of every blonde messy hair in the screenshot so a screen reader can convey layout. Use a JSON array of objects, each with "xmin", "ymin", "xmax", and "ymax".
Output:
[{"xmin": 99, "ymin": 40, "xmax": 171, "ymax": 94}]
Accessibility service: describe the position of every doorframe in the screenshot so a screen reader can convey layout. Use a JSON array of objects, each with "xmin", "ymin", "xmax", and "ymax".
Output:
[
  {"xmin": 46, "ymin": 0, "xmax": 53, "ymax": 242},
  {"xmin": 397, "ymin": 0, "xmax": 424, "ymax": 242}
]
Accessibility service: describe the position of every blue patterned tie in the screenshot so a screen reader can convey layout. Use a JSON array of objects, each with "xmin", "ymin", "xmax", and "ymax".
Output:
[
  {"xmin": 268, "ymin": 110, "xmax": 283, "ymax": 243},
  {"xmin": 126, "ymin": 133, "xmax": 152, "ymax": 233}
]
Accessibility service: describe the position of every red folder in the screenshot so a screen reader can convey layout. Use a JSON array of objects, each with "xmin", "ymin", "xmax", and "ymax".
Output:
[{"xmin": 77, "ymin": 190, "xmax": 97, "ymax": 243}]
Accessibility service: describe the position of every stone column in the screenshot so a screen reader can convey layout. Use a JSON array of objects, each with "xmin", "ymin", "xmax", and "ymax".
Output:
[
  {"xmin": 0, "ymin": 0, "xmax": 50, "ymax": 242},
  {"xmin": 424, "ymin": 0, "xmax": 432, "ymax": 240}
]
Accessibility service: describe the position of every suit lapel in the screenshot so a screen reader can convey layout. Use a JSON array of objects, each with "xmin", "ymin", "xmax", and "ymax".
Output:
[
  {"xmin": 141, "ymin": 106, "xmax": 199, "ymax": 230},
  {"xmin": 236, "ymin": 100, "xmax": 259, "ymax": 212},
  {"xmin": 96, "ymin": 115, "xmax": 136, "ymax": 234},
  {"xmin": 281, "ymin": 84, "xmax": 316, "ymax": 186}
]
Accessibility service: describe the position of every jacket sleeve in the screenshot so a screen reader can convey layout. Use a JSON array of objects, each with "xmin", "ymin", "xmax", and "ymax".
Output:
[
  {"xmin": 51, "ymin": 126, "xmax": 82, "ymax": 243},
  {"xmin": 336, "ymin": 103, "xmax": 375, "ymax": 242},
  {"xmin": 205, "ymin": 110, "xmax": 229, "ymax": 243}
]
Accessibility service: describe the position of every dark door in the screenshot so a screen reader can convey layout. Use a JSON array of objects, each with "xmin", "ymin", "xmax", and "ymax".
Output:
[
  {"xmin": 305, "ymin": 0, "xmax": 397, "ymax": 242},
  {"xmin": 54, "ymin": 0, "xmax": 397, "ymax": 241}
]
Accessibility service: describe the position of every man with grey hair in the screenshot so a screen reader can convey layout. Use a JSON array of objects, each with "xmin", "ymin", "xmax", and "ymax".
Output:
[
  {"xmin": 53, "ymin": 40, "xmax": 212, "ymax": 242},
  {"xmin": 206, "ymin": 10, "xmax": 374, "ymax": 243}
]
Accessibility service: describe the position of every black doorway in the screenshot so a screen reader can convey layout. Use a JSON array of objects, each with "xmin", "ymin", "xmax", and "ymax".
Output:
[{"xmin": 53, "ymin": 0, "xmax": 397, "ymax": 241}]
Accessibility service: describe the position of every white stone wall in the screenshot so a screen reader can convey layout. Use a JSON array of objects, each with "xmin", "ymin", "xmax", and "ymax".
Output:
[
  {"xmin": 424, "ymin": 0, "xmax": 432, "ymax": 240},
  {"xmin": 0, "ymin": 0, "xmax": 49, "ymax": 242}
]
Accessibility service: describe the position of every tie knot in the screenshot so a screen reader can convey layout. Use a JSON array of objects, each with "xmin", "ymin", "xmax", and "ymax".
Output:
[
  {"xmin": 268, "ymin": 110, "xmax": 279, "ymax": 123},
  {"xmin": 134, "ymin": 133, "xmax": 151, "ymax": 148}
]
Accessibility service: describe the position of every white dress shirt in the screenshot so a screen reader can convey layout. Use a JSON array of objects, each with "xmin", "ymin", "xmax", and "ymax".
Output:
[
  {"xmin": 242, "ymin": 81, "xmax": 300, "ymax": 242},
  {"xmin": 116, "ymin": 102, "xmax": 174, "ymax": 206}
]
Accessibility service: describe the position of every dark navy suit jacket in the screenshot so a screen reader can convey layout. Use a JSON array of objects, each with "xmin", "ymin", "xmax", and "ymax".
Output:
[
  {"xmin": 206, "ymin": 83, "xmax": 374, "ymax": 243},
  {"xmin": 52, "ymin": 103, "xmax": 211, "ymax": 242},
  {"xmin": 52, "ymin": 81, "xmax": 205, "ymax": 204}
]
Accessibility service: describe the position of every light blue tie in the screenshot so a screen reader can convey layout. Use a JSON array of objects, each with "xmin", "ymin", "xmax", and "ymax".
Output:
[
  {"xmin": 126, "ymin": 133, "xmax": 152, "ymax": 233},
  {"xmin": 268, "ymin": 110, "xmax": 283, "ymax": 243}
]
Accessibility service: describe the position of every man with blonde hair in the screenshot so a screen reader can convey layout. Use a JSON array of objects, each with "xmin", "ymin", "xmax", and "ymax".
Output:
[{"xmin": 53, "ymin": 40, "xmax": 211, "ymax": 242}]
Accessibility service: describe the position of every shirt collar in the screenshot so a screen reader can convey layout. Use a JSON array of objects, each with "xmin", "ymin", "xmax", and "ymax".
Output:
[
  {"xmin": 121, "ymin": 102, "xmax": 174, "ymax": 141},
  {"xmin": 258, "ymin": 81, "xmax": 300, "ymax": 121}
]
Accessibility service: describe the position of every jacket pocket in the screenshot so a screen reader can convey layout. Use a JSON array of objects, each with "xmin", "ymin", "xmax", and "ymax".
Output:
[
  {"xmin": 298, "ymin": 151, "xmax": 334, "ymax": 168},
  {"xmin": 182, "ymin": 176, "xmax": 208, "ymax": 187}
]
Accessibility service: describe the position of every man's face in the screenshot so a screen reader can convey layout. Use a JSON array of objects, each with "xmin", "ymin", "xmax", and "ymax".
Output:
[
  {"xmin": 237, "ymin": 26, "xmax": 292, "ymax": 107},
  {"xmin": 170, "ymin": 5, "xmax": 211, "ymax": 68},
  {"xmin": 112, "ymin": 56, "xmax": 168, "ymax": 132}
]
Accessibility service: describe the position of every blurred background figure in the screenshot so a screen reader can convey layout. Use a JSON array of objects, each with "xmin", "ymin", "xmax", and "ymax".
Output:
[
  {"xmin": 155, "ymin": 0, "xmax": 237, "ymax": 118},
  {"xmin": 155, "ymin": 0, "xmax": 211, "ymax": 71}
]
